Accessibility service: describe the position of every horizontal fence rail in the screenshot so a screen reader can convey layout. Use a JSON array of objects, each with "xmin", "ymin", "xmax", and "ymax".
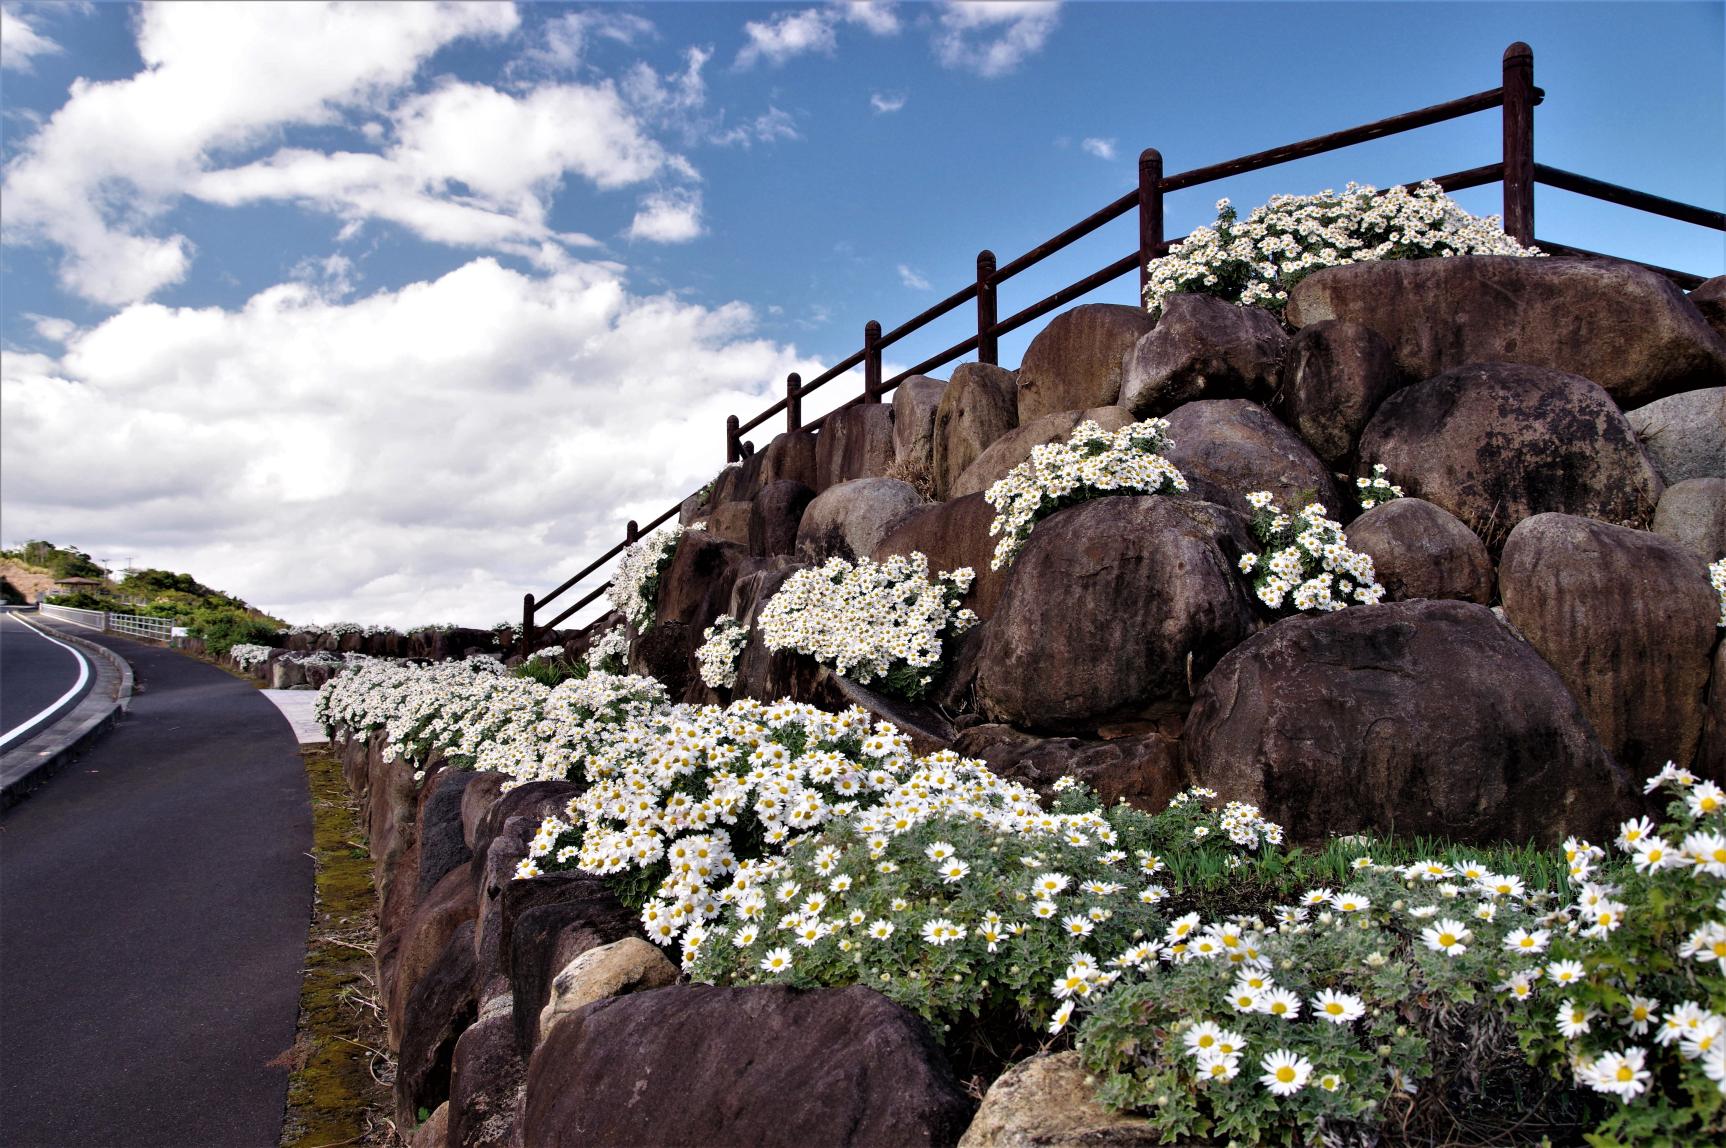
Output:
[
  {"xmin": 39, "ymin": 603, "xmax": 106, "ymax": 630},
  {"xmin": 40, "ymin": 603, "xmax": 177, "ymax": 642},
  {"xmin": 516, "ymin": 40, "xmax": 1724, "ymax": 653}
]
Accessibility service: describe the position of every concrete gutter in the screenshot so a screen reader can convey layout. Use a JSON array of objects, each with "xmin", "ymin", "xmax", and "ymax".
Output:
[{"xmin": 0, "ymin": 615, "xmax": 134, "ymax": 812}]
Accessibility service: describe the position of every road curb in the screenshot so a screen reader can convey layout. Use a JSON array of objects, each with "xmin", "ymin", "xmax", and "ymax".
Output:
[{"xmin": 0, "ymin": 615, "xmax": 135, "ymax": 812}]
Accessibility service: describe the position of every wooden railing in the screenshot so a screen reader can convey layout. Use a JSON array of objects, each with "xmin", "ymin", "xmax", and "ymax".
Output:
[{"xmin": 517, "ymin": 41, "xmax": 1724, "ymax": 652}]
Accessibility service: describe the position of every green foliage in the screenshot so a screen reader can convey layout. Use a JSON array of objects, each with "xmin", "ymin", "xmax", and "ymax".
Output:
[
  {"xmin": 45, "ymin": 590, "xmax": 110, "ymax": 610},
  {"xmin": 189, "ymin": 606, "xmax": 280, "ymax": 656},
  {"xmin": 512, "ymin": 655, "xmax": 588, "ymax": 687},
  {"xmin": 3, "ymin": 539, "xmax": 105, "ymax": 579}
]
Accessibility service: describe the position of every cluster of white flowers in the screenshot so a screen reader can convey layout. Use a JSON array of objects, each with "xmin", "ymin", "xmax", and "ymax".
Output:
[
  {"xmin": 695, "ymin": 615, "xmax": 748, "ymax": 690},
  {"xmin": 1238, "ymin": 493, "xmax": 1384, "ymax": 612},
  {"xmin": 1142, "ymin": 181, "xmax": 1542, "ymax": 317},
  {"xmin": 1355, "ymin": 463, "xmax": 1404, "ymax": 511},
  {"xmin": 985, "ymin": 419, "xmax": 1189, "ymax": 570},
  {"xmin": 522, "ymin": 702, "xmax": 1026, "ymax": 946},
  {"xmin": 228, "ymin": 643, "xmax": 277, "ymax": 669},
  {"xmin": 285, "ymin": 621, "xmax": 399, "ymax": 639},
  {"xmin": 757, "ymin": 554, "xmax": 977, "ymax": 699},
  {"xmin": 314, "ymin": 656, "xmax": 669, "ymax": 788},
  {"xmin": 1710, "ymin": 558, "xmax": 1725, "ymax": 628},
  {"xmin": 525, "ymin": 645, "xmax": 567, "ymax": 664},
  {"xmin": 608, "ymin": 526, "xmax": 693, "ymax": 631},
  {"xmin": 585, "ymin": 626, "xmax": 630, "ymax": 671}
]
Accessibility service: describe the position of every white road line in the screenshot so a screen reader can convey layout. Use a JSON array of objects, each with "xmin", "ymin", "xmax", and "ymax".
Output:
[{"xmin": 0, "ymin": 613, "xmax": 93, "ymax": 750}]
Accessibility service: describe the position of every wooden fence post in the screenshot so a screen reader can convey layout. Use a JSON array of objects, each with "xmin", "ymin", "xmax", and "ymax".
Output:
[
  {"xmin": 626, "ymin": 520, "xmax": 640, "ymax": 545},
  {"xmin": 1502, "ymin": 42, "xmax": 1535, "ymax": 246},
  {"xmin": 1138, "ymin": 148, "xmax": 1164, "ymax": 304},
  {"xmin": 976, "ymin": 250, "xmax": 998, "ymax": 366},
  {"xmin": 726, "ymin": 415, "xmax": 740, "ymax": 463},
  {"xmin": 519, "ymin": 592, "xmax": 535, "ymax": 656},
  {"xmin": 863, "ymin": 320, "xmax": 882, "ymax": 402},
  {"xmin": 786, "ymin": 372, "xmax": 802, "ymax": 432}
]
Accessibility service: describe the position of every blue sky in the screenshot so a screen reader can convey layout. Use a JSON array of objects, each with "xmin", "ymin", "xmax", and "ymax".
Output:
[{"xmin": 1, "ymin": 1, "xmax": 1721, "ymax": 625}]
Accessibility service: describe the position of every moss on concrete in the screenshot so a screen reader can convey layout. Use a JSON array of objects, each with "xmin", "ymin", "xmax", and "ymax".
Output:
[{"xmin": 279, "ymin": 748, "xmax": 395, "ymax": 1147}]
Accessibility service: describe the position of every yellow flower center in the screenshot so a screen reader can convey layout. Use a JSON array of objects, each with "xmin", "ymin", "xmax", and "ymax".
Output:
[
  {"xmin": 1325, "ymin": 1003, "xmax": 1343, "ymax": 1015},
  {"xmin": 1439, "ymin": 932, "xmax": 1457, "ymax": 947},
  {"xmin": 1276, "ymin": 1066, "xmax": 1296, "ymax": 1083},
  {"xmin": 1616, "ymin": 1066, "xmax": 1634, "ymax": 1082}
]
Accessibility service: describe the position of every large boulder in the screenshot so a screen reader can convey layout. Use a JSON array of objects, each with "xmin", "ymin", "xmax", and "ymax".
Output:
[
  {"xmin": 521, "ymin": 985, "xmax": 975, "ymax": 1148},
  {"xmin": 1120, "ymin": 295, "xmax": 1287, "ymax": 417},
  {"xmin": 1015, "ymin": 304, "xmax": 1156, "ymax": 423},
  {"xmin": 1697, "ymin": 642, "xmax": 1726, "ymax": 787},
  {"xmin": 1286, "ymin": 256, "xmax": 1726, "ymax": 407},
  {"xmin": 1499, "ymin": 514, "xmax": 1718, "ymax": 777},
  {"xmin": 1653, "ymin": 477, "xmax": 1726, "ymax": 561},
  {"xmin": 711, "ymin": 452, "xmax": 765, "ymax": 508},
  {"xmin": 448, "ymin": 998, "xmax": 524, "ymax": 1148},
  {"xmin": 537, "ymin": 938, "xmax": 678, "ymax": 1044},
  {"xmin": 749, "ymin": 479, "xmax": 815, "ymax": 558},
  {"xmin": 950, "ymin": 406, "xmax": 1135, "ymax": 501},
  {"xmin": 631, "ymin": 532, "xmax": 749, "ymax": 697},
  {"xmin": 1276, "ymin": 319, "xmax": 1399, "ymax": 468},
  {"xmin": 503, "ymin": 871, "xmax": 646, "ymax": 1056},
  {"xmin": 1344, "ymin": 498, "xmax": 1495, "ymax": 605},
  {"xmin": 933, "ymin": 363, "xmax": 1019, "ymax": 500},
  {"xmin": 975, "ymin": 497, "xmax": 1259, "ymax": 734},
  {"xmin": 758, "ymin": 429, "xmax": 820, "ymax": 492},
  {"xmin": 871, "ymin": 493, "xmax": 1007, "ymax": 620},
  {"xmin": 795, "ymin": 478, "xmax": 926, "ymax": 565},
  {"xmin": 952, "ymin": 723, "xmax": 1184, "ymax": 813},
  {"xmin": 816, "ymin": 404, "xmax": 896, "ymax": 492},
  {"xmin": 1159, "ymin": 399, "xmax": 1341, "ymax": 520},
  {"xmin": 395, "ymin": 920, "xmax": 479, "ymax": 1132},
  {"xmin": 380, "ymin": 863, "xmax": 478, "ymax": 1051},
  {"xmin": 892, "ymin": 375, "xmax": 949, "ymax": 474},
  {"xmin": 1357, "ymin": 362, "xmax": 1664, "ymax": 549},
  {"xmin": 959, "ymin": 1051, "xmax": 1158, "ymax": 1148},
  {"xmin": 1625, "ymin": 387, "xmax": 1725, "ymax": 485},
  {"xmin": 1184, "ymin": 600, "xmax": 1638, "ymax": 845},
  {"xmin": 705, "ymin": 501, "xmax": 753, "ymax": 548},
  {"xmin": 1692, "ymin": 276, "xmax": 1726, "ymax": 342}
]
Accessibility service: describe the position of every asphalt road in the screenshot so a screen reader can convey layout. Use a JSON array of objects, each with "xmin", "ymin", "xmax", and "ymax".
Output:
[
  {"xmin": 0, "ymin": 627, "xmax": 314, "ymax": 1148},
  {"xmin": 0, "ymin": 611, "xmax": 95, "ymax": 751}
]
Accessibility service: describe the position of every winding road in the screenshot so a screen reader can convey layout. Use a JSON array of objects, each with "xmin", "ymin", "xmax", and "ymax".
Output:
[
  {"xmin": 1, "ymin": 623, "xmax": 315, "ymax": 1147},
  {"xmin": 0, "ymin": 611, "xmax": 95, "ymax": 752}
]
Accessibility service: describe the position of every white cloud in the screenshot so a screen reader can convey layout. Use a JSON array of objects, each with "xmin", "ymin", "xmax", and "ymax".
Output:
[
  {"xmin": 1, "ymin": 1, "xmax": 521, "ymax": 304},
  {"xmin": 870, "ymin": 90, "xmax": 907, "ymax": 114},
  {"xmin": 525, "ymin": 8, "xmax": 655, "ymax": 73},
  {"xmin": 0, "ymin": 258, "xmax": 851, "ymax": 627},
  {"xmin": 841, "ymin": 2, "xmax": 902, "ymax": 36},
  {"xmin": 1, "ymin": 4, "xmax": 62, "ymax": 71},
  {"xmin": 897, "ymin": 264, "xmax": 931, "ymax": 290},
  {"xmin": 711, "ymin": 106, "xmax": 800, "ymax": 148},
  {"xmin": 1081, "ymin": 137, "xmax": 1116, "ymax": 161},
  {"xmin": 734, "ymin": 2, "xmax": 902, "ymax": 68},
  {"xmin": 735, "ymin": 8, "xmax": 837, "ymax": 68},
  {"xmin": 932, "ymin": 0, "xmax": 1060, "ymax": 77},
  {"xmin": 627, "ymin": 189, "xmax": 704, "ymax": 243}
]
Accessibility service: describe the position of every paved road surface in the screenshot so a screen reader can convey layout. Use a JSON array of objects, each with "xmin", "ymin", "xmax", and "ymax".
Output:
[
  {"xmin": 0, "ymin": 611, "xmax": 95, "ymax": 751},
  {"xmin": 1, "ymin": 627, "xmax": 314, "ymax": 1148}
]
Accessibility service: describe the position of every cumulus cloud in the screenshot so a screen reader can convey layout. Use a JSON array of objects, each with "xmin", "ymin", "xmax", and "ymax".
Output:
[
  {"xmin": 1, "ymin": 1, "xmax": 522, "ymax": 305},
  {"xmin": 735, "ymin": 8, "xmax": 837, "ymax": 68},
  {"xmin": 734, "ymin": 2, "xmax": 902, "ymax": 68},
  {"xmin": 897, "ymin": 264, "xmax": 931, "ymax": 290},
  {"xmin": 0, "ymin": 258, "xmax": 855, "ymax": 626},
  {"xmin": 932, "ymin": 0, "xmax": 1060, "ymax": 77},
  {"xmin": 869, "ymin": 90, "xmax": 907, "ymax": 114},
  {"xmin": 1081, "ymin": 137, "xmax": 1116, "ymax": 161},
  {"xmin": 0, "ymin": 4, "xmax": 62, "ymax": 71},
  {"xmin": 627, "ymin": 189, "xmax": 704, "ymax": 243}
]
